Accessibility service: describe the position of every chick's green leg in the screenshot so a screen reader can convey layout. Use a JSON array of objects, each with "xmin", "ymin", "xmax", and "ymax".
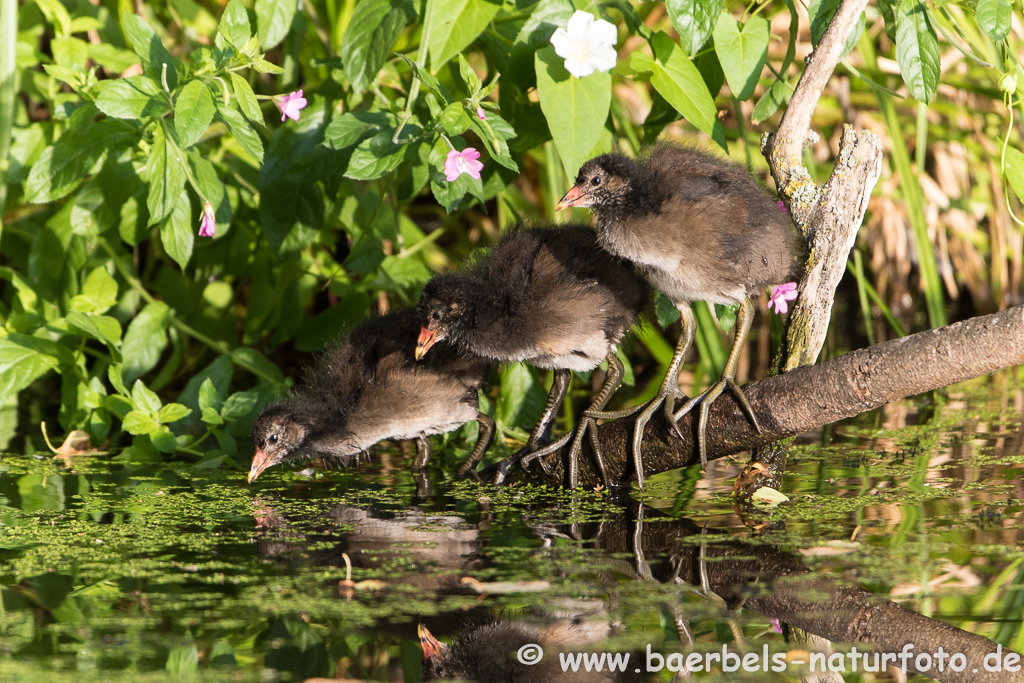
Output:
[
  {"xmin": 563, "ymin": 352, "xmax": 624, "ymax": 489},
  {"xmin": 618, "ymin": 304, "xmax": 696, "ymax": 490},
  {"xmin": 673, "ymin": 297, "xmax": 761, "ymax": 467},
  {"xmin": 457, "ymin": 412, "xmax": 496, "ymax": 477}
]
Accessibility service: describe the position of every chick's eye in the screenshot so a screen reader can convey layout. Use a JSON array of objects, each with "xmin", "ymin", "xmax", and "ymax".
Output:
[
  {"xmin": 591, "ymin": 176, "xmax": 601, "ymax": 186},
  {"xmin": 269, "ymin": 434, "xmax": 278, "ymax": 444}
]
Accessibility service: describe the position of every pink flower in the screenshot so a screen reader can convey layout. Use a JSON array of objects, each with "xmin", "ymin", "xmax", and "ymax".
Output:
[
  {"xmin": 476, "ymin": 106, "xmax": 486, "ymax": 120},
  {"xmin": 198, "ymin": 200, "xmax": 216, "ymax": 238},
  {"xmin": 275, "ymin": 90, "xmax": 307, "ymax": 122},
  {"xmin": 444, "ymin": 148, "xmax": 483, "ymax": 182},
  {"xmin": 770, "ymin": 618, "xmax": 782, "ymax": 634},
  {"xmin": 777, "ymin": 199, "xmax": 788, "ymax": 214},
  {"xmin": 769, "ymin": 282, "xmax": 799, "ymax": 314}
]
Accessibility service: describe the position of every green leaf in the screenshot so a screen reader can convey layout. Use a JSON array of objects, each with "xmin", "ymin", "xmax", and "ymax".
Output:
[
  {"xmin": 397, "ymin": 55, "xmax": 453, "ymax": 103},
  {"xmin": 198, "ymin": 378, "xmax": 224, "ymax": 412},
  {"xmin": 24, "ymin": 106, "xmax": 132, "ymax": 203},
  {"xmin": 665, "ymin": 0, "xmax": 725, "ymax": 55},
  {"xmin": 221, "ymin": 388, "xmax": 261, "ymax": 420},
  {"xmin": 323, "ymin": 111, "xmax": 398, "ymax": 150},
  {"xmin": 712, "ymin": 13, "xmax": 769, "ymax": 101},
  {"xmin": 123, "ymin": 410, "xmax": 159, "ymax": 435},
  {"xmin": 95, "ymin": 75, "xmax": 168, "ymax": 120},
  {"xmin": 976, "ymin": 0, "xmax": 1011, "ymax": 41},
  {"xmin": 67, "ymin": 311, "xmax": 123, "ymax": 347},
  {"xmin": 229, "ymin": 72, "xmax": 262, "ymax": 122},
  {"xmin": 147, "ymin": 121, "xmax": 187, "ymax": 224},
  {"xmin": 255, "ymin": 0, "xmax": 296, "ymax": 49},
  {"xmin": 121, "ymin": 12, "xmax": 181, "ymax": 90},
  {"xmin": 230, "ymin": 348, "xmax": 284, "ymax": 383},
  {"xmin": 160, "ymin": 190, "xmax": 195, "ymax": 269},
  {"xmin": 808, "ymin": 0, "xmax": 864, "ymax": 58},
  {"xmin": 132, "ymin": 379, "xmax": 163, "ymax": 413},
  {"xmin": 426, "ymin": 0, "xmax": 501, "ymax": 69},
  {"xmin": 173, "ymin": 80, "xmax": 216, "ymax": 149},
  {"xmin": 201, "ymin": 407, "xmax": 225, "ymax": 425},
  {"xmin": 70, "ymin": 266, "xmax": 119, "ymax": 314},
  {"xmin": 157, "ymin": 403, "xmax": 192, "ymax": 423},
  {"xmin": 440, "ymin": 103, "xmax": 472, "ymax": 136},
  {"xmin": 0, "ymin": 336, "xmax": 61, "ymax": 402},
  {"xmin": 648, "ymin": 32, "xmax": 723, "ymax": 148},
  {"xmin": 216, "ymin": 105, "xmax": 264, "ymax": 162},
  {"xmin": 149, "ymin": 425, "xmax": 178, "ymax": 452},
  {"xmin": 535, "ymin": 46, "xmax": 611, "ymax": 180},
  {"xmin": 218, "ymin": 0, "xmax": 251, "ymax": 49},
  {"xmin": 751, "ymin": 77, "xmax": 789, "ymax": 124},
  {"xmin": 467, "ymin": 111, "xmax": 518, "ymax": 173},
  {"xmin": 345, "ymin": 129, "xmax": 413, "ymax": 181},
  {"xmin": 1004, "ymin": 147, "xmax": 1024, "ymax": 204},
  {"xmin": 877, "ymin": 0, "xmax": 897, "ymax": 41},
  {"xmin": 187, "ymin": 151, "xmax": 232, "ymax": 225},
  {"xmin": 105, "ymin": 394, "xmax": 133, "ymax": 419},
  {"xmin": 252, "ymin": 59, "xmax": 284, "ymax": 74},
  {"xmin": 121, "ymin": 301, "xmax": 170, "ymax": 384},
  {"xmin": 342, "ymin": 0, "xmax": 412, "ymax": 92},
  {"xmin": 895, "ymin": 0, "xmax": 939, "ymax": 103}
]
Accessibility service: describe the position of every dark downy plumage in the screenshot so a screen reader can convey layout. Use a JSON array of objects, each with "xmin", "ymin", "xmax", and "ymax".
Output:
[
  {"xmin": 249, "ymin": 309, "xmax": 494, "ymax": 483},
  {"xmin": 559, "ymin": 144, "xmax": 804, "ymax": 486},
  {"xmin": 415, "ymin": 224, "xmax": 648, "ymax": 487}
]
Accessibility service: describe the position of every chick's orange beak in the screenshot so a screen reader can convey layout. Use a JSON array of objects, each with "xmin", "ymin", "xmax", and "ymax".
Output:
[
  {"xmin": 418, "ymin": 623, "xmax": 443, "ymax": 660},
  {"xmin": 556, "ymin": 185, "xmax": 584, "ymax": 211},
  {"xmin": 415, "ymin": 326, "xmax": 439, "ymax": 361},
  {"xmin": 248, "ymin": 448, "xmax": 272, "ymax": 484}
]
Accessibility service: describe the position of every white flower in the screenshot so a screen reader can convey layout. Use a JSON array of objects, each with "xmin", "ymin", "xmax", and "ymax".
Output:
[{"xmin": 550, "ymin": 11, "xmax": 618, "ymax": 78}]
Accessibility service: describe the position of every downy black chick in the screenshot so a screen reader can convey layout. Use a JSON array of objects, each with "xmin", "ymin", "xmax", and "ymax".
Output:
[
  {"xmin": 249, "ymin": 309, "xmax": 494, "ymax": 483},
  {"xmin": 415, "ymin": 224, "xmax": 648, "ymax": 488},
  {"xmin": 558, "ymin": 144, "xmax": 804, "ymax": 487}
]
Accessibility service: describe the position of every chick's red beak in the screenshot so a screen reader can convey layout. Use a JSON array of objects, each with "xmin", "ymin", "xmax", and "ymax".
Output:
[
  {"xmin": 415, "ymin": 326, "xmax": 439, "ymax": 360},
  {"xmin": 556, "ymin": 185, "xmax": 584, "ymax": 211},
  {"xmin": 248, "ymin": 448, "xmax": 272, "ymax": 484},
  {"xmin": 418, "ymin": 623, "xmax": 443, "ymax": 660}
]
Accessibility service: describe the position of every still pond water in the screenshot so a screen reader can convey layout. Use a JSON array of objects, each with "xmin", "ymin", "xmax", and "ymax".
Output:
[{"xmin": 1, "ymin": 374, "xmax": 1023, "ymax": 682}]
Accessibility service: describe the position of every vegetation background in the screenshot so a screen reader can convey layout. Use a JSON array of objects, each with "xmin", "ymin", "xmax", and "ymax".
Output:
[{"xmin": 0, "ymin": 0, "xmax": 1022, "ymax": 470}]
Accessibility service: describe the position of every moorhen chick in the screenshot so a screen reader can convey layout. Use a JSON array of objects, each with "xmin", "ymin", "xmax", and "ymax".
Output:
[
  {"xmin": 249, "ymin": 309, "xmax": 495, "ymax": 483},
  {"xmin": 415, "ymin": 224, "xmax": 647, "ymax": 488},
  {"xmin": 558, "ymin": 145, "xmax": 804, "ymax": 486}
]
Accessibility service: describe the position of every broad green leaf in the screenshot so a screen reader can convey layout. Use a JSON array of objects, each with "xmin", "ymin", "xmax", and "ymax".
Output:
[
  {"xmin": 198, "ymin": 378, "xmax": 224, "ymax": 412},
  {"xmin": 1004, "ymin": 147, "xmax": 1024, "ymax": 204},
  {"xmin": 132, "ymin": 379, "xmax": 163, "ymax": 413},
  {"xmin": 88, "ymin": 42, "xmax": 140, "ymax": 73},
  {"xmin": 187, "ymin": 151, "xmax": 232, "ymax": 225},
  {"xmin": 231, "ymin": 348, "xmax": 284, "ymax": 383},
  {"xmin": 67, "ymin": 311, "xmax": 123, "ymax": 347},
  {"xmin": 201, "ymin": 408, "xmax": 225, "ymax": 425},
  {"xmin": 149, "ymin": 425, "xmax": 178, "ymax": 452},
  {"xmin": 255, "ymin": 0, "xmax": 296, "ymax": 49},
  {"xmin": 157, "ymin": 403, "xmax": 192, "ymax": 423},
  {"xmin": 147, "ymin": 122, "xmax": 187, "ymax": 224},
  {"xmin": 35, "ymin": 0, "xmax": 74, "ymax": 37},
  {"xmin": 229, "ymin": 72, "xmax": 262, "ymax": 122},
  {"xmin": 397, "ymin": 55, "xmax": 453, "ymax": 104},
  {"xmin": 24, "ymin": 107, "xmax": 131, "ymax": 203},
  {"xmin": 95, "ymin": 75, "xmax": 168, "ymax": 119},
  {"xmin": 426, "ymin": 0, "xmax": 501, "ymax": 69},
  {"xmin": 0, "ymin": 336, "xmax": 61, "ymax": 402},
  {"xmin": 121, "ymin": 301, "xmax": 170, "ymax": 384},
  {"xmin": 221, "ymin": 388, "xmax": 261, "ymax": 420},
  {"xmin": 895, "ymin": 0, "xmax": 939, "ymax": 103},
  {"xmin": 70, "ymin": 266, "xmax": 119, "ymax": 314},
  {"xmin": 216, "ymin": 105, "xmax": 264, "ymax": 162},
  {"xmin": 495, "ymin": 363, "xmax": 546, "ymax": 438},
  {"xmin": 666, "ymin": 0, "xmax": 725, "ymax": 55},
  {"xmin": 712, "ymin": 13, "xmax": 769, "ymax": 101},
  {"xmin": 440, "ymin": 103, "xmax": 472, "ymax": 136},
  {"xmin": 648, "ymin": 32, "xmax": 724, "ymax": 149},
  {"xmin": 173, "ymin": 80, "xmax": 216, "ymax": 148},
  {"xmin": 160, "ymin": 190, "xmax": 195, "ymax": 270},
  {"xmin": 345, "ymin": 129, "xmax": 414, "ymax": 180},
  {"xmin": 122, "ymin": 410, "xmax": 160, "ymax": 435},
  {"xmin": 751, "ymin": 77, "xmax": 789, "ymax": 124},
  {"xmin": 252, "ymin": 59, "xmax": 284, "ymax": 74},
  {"xmin": 808, "ymin": 0, "xmax": 864, "ymax": 58},
  {"xmin": 323, "ymin": 111, "xmax": 398, "ymax": 150},
  {"xmin": 218, "ymin": 0, "xmax": 251, "ymax": 49},
  {"xmin": 51, "ymin": 36, "xmax": 90, "ymax": 68},
  {"xmin": 342, "ymin": 0, "xmax": 412, "ymax": 92},
  {"xmin": 121, "ymin": 12, "xmax": 181, "ymax": 90},
  {"xmin": 535, "ymin": 46, "xmax": 611, "ymax": 180},
  {"xmin": 976, "ymin": 0, "xmax": 1011, "ymax": 41}
]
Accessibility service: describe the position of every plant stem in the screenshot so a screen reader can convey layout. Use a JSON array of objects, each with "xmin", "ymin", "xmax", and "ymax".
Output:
[{"xmin": 0, "ymin": 0, "xmax": 18, "ymax": 239}]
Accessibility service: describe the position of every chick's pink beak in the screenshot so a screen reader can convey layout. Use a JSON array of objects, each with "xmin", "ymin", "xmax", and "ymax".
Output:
[
  {"xmin": 418, "ymin": 623, "xmax": 443, "ymax": 660},
  {"xmin": 556, "ymin": 185, "xmax": 584, "ymax": 211},
  {"xmin": 415, "ymin": 326, "xmax": 439, "ymax": 361},
  {"xmin": 248, "ymin": 448, "xmax": 272, "ymax": 484}
]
